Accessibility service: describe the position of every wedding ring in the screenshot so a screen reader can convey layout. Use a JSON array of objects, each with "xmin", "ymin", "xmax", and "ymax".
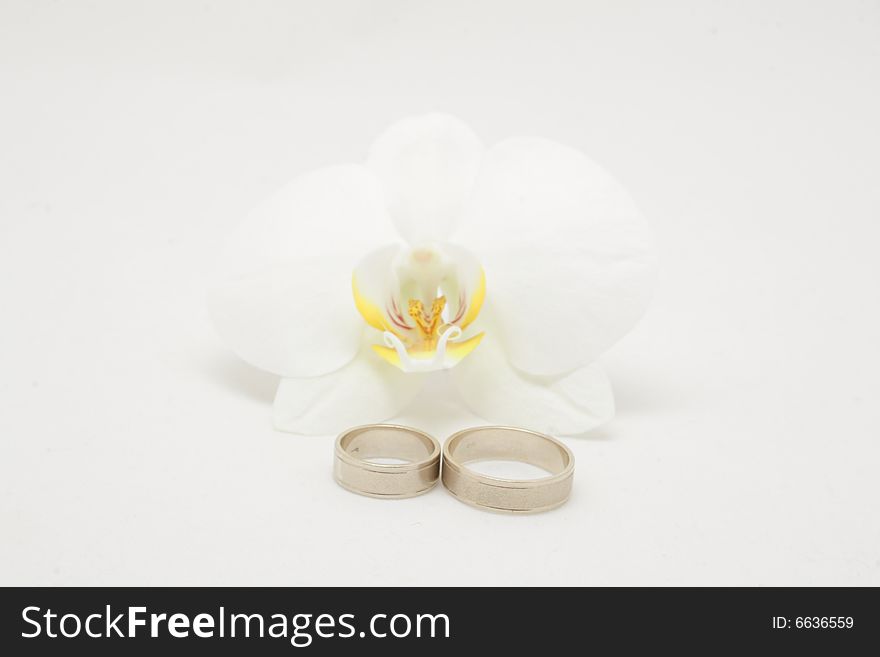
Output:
[
  {"xmin": 442, "ymin": 426, "xmax": 574, "ymax": 513},
  {"xmin": 334, "ymin": 424, "xmax": 441, "ymax": 499}
]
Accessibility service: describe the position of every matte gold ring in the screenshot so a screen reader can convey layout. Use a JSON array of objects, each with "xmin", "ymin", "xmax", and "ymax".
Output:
[
  {"xmin": 334, "ymin": 424, "xmax": 441, "ymax": 499},
  {"xmin": 442, "ymin": 426, "xmax": 574, "ymax": 513}
]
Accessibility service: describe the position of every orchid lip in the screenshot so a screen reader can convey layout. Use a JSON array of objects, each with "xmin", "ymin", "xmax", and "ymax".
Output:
[{"xmin": 382, "ymin": 325, "xmax": 463, "ymax": 373}]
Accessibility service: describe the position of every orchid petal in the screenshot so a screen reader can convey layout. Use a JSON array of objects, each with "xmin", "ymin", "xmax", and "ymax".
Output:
[
  {"xmin": 450, "ymin": 322, "xmax": 614, "ymax": 436},
  {"xmin": 435, "ymin": 243, "xmax": 485, "ymax": 330},
  {"xmin": 273, "ymin": 347, "xmax": 427, "ymax": 435},
  {"xmin": 457, "ymin": 138, "xmax": 656, "ymax": 376},
  {"xmin": 208, "ymin": 165, "xmax": 394, "ymax": 377},
  {"xmin": 351, "ymin": 243, "xmax": 405, "ymax": 335},
  {"xmin": 368, "ymin": 113, "xmax": 484, "ymax": 244}
]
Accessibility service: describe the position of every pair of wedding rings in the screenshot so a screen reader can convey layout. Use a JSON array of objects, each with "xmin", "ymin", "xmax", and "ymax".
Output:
[{"xmin": 333, "ymin": 424, "xmax": 574, "ymax": 513}]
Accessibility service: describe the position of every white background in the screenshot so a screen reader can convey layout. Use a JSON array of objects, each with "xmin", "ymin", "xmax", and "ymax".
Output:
[{"xmin": 2, "ymin": 0, "xmax": 878, "ymax": 586}]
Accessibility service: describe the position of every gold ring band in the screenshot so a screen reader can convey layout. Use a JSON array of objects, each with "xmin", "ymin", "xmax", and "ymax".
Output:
[
  {"xmin": 442, "ymin": 426, "xmax": 574, "ymax": 513},
  {"xmin": 334, "ymin": 424, "xmax": 441, "ymax": 499}
]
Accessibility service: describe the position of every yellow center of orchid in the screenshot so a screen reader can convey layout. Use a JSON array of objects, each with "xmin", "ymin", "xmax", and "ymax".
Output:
[
  {"xmin": 408, "ymin": 296, "xmax": 446, "ymax": 346},
  {"xmin": 352, "ymin": 245, "xmax": 486, "ymax": 373}
]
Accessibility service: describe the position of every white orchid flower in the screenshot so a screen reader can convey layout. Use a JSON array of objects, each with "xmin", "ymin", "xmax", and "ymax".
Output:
[{"xmin": 209, "ymin": 114, "xmax": 656, "ymax": 436}]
